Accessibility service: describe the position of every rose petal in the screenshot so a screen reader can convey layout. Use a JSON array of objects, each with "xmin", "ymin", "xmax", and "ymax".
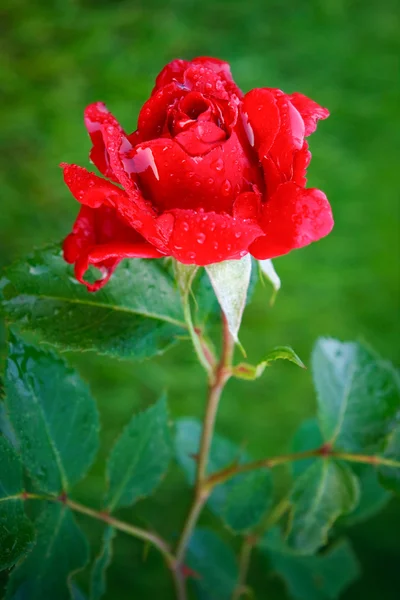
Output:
[
  {"xmin": 241, "ymin": 88, "xmax": 281, "ymax": 155},
  {"xmin": 165, "ymin": 208, "xmax": 263, "ymax": 265},
  {"xmin": 152, "ymin": 59, "xmax": 189, "ymax": 94},
  {"xmin": 292, "ymin": 141, "xmax": 311, "ymax": 187},
  {"xmin": 249, "ymin": 182, "xmax": 334, "ymax": 259},
  {"xmin": 128, "ymin": 134, "xmax": 263, "ymax": 214},
  {"xmin": 62, "ymin": 163, "xmax": 166, "ymax": 252},
  {"xmin": 63, "ymin": 204, "xmax": 164, "ymax": 292},
  {"xmin": 288, "ymin": 92, "xmax": 329, "ymax": 136},
  {"xmin": 84, "ymin": 102, "xmax": 124, "ymax": 182},
  {"xmin": 137, "ymin": 82, "xmax": 184, "ymax": 141},
  {"xmin": 192, "ymin": 56, "xmax": 243, "ymax": 97}
]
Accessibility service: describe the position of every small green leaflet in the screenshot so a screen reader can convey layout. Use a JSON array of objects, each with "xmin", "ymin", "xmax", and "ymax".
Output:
[
  {"xmin": 0, "ymin": 245, "xmax": 185, "ymax": 360},
  {"xmin": 187, "ymin": 528, "xmax": 238, "ymax": 600},
  {"xmin": 378, "ymin": 425, "xmax": 400, "ymax": 494},
  {"xmin": 6, "ymin": 503, "xmax": 89, "ymax": 600},
  {"xmin": 290, "ymin": 419, "xmax": 323, "ymax": 478},
  {"xmin": 312, "ymin": 338, "xmax": 400, "ymax": 452},
  {"xmin": 5, "ymin": 331, "xmax": 99, "ymax": 494},
  {"xmin": 90, "ymin": 526, "xmax": 116, "ymax": 600},
  {"xmin": 0, "ymin": 435, "xmax": 35, "ymax": 570},
  {"xmin": 286, "ymin": 460, "xmax": 359, "ymax": 554},
  {"xmin": 105, "ymin": 396, "xmax": 172, "ymax": 511},
  {"xmin": 233, "ymin": 346, "xmax": 305, "ymax": 380},
  {"xmin": 259, "ymin": 529, "xmax": 360, "ymax": 600},
  {"xmin": 175, "ymin": 418, "xmax": 272, "ymax": 532},
  {"xmin": 206, "ymin": 255, "xmax": 252, "ymax": 342}
]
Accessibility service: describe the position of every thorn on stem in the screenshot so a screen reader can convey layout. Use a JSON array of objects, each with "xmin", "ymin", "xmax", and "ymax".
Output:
[
  {"xmin": 58, "ymin": 491, "xmax": 68, "ymax": 504},
  {"xmin": 318, "ymin": 443, "xmax": 332, "ymax": 457}
]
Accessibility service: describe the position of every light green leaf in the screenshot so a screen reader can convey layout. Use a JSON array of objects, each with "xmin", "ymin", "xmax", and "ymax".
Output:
[
  {"xmin": 5, "ymin": 331, "xmax": 99, "ymax": 494},
  {"xmin": 312, "ymin": 338, "xmax": 400, "ymax": 452},
  {"xmin": 259, "ymin": 259, "xmax": 281, "ymax": 305},
  {"xmin": 0, "ymin": 245, "xmax": 186, "ymax": 359},
  {"xmin": 90, "ymin": 526, "xmax": 116, "ymax": 600},
  {"xmin": 187, "ymin": 528, "xmax": 238, "ymax": 600},
  {"xmin": 259, "ymin": 529, "xmax": 360, "ymax": 600},
  {"xmin": 6, "ymin": 503, "xmax": 89, "ymax": 600},
  {"xmin": 175, "ymin": 418, "xmax": 272, "ymax": 532},
  {"xmin": 105, "ymin": 396, "xmax": 172, "ymax": 511},
  {"xmin": 378, "ymin": 425, "xmax": 400, "ymax": 494},
  {"xmin": 286, "ymin": 460, "xmax": 360, "ymax": 554},
  {"xmin": 174, "ymin": 262, "xmax": 199, "ymax": 298},
  {"xmin": 234, "ymin": 346, "xmax": 305, "ymax": 380},
  {"xmin": 0, "ymin": 435, "xmax": 35, "ymax": 570},
  {"xmin": 206, "ymin": 255, "xmax": 252, "ymax": 342}
]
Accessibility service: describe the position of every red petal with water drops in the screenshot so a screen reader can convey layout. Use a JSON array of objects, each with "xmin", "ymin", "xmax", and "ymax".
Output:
[
  {"xmin": 63, "ymin": 204, "xmax": 164, "ymax": 291},
  {"xmin": 288, "ymin": 92, "xmax": 330, "ymax": 136},
  {"xmin": 152, "ymin": 59, "xmax": 189, "ymax": 95},
  {"xmin": 191, "ymin": 56, "xmax": 243, "ymax": 97},
  {"xmin": 249, "ymin": 182, "xmax": 334, "ymax": 259},
  {"xmin": 84, "ymin": 102, "xmax": 124, "ymax": 182},
  {"xmin": 62, "ymin": 163, "xmax": 166, "ymax": 252},
  {"xmin": 129, "ymin": 133, "xmax": 262, "ymax": 214},
  {"xmin": 164, "ymin": 208, "xmax": 263, "ymax": 265},
  {"xmin": 137, "ymin": 82, "xmax": 185, "ymax": 141},
  {"xmin": 241, "ymin": 88, "xmax": 281, "ymax": 156}
]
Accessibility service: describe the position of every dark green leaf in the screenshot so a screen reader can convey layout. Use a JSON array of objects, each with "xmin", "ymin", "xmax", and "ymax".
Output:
[
  {"xmin": 0, "ymin": 435, "xmax": 35, "ymax": 570},
  {"xmin": 291, "ymin": 419, "xmax": 323, "ymax": 478},
  {"xmin": 0, "ymin": 245, "xmax": 186, "ymax": 359},
  {"xmin": 105, "ymin": 396, "xmax": 172, "ymax": 511},
  {"xmin": 5, "ymin": 331, "xmax": 99, "ymax": 493},
  {"xmin": 0, "ymin": 401, "xmax": 18, "ymax": 447},
  {"xmin": 286, "ymin": 460, "xmax": 359, "ymax": 554},
  {"xmin": 6, "ymin": 503, "xmax": 88, "ymax": 600},
  {"xmin": 175, "ymin": 418, "xmax": 272, "ymax": 532},
  {"xmin": 90, "ymin": 526, "xmax": 116, "ymax": 600},
  {"xmin": 187, "ymin": 528, "xmax": 238, "ymax": 600},
  {"xmin": 234, "ymin": 346, "xmax": 305, "ymax": 380},
  {"xmin": 312, "ymin": 338, "xmax": 400, "ymax": 452},
  {"xmin": 72, "ymin": 585, "xmax": 88, "ymax": 600},
  {"xmin": 259, "ymin": 529, "xmax": 360, "ymax": 600},
  {"xmin": 341, "ymin": 465, "xmax": 390, "ymax": 524},
  {"xmin": 378, "ymin": 425, "xmax": 400, "ymax": 494}
]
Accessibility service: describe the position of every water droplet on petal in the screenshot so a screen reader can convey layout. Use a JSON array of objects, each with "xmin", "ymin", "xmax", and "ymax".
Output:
[
  {"xmin": 221, "ymin": 180, "xmax": 232, "ymax": 196},
  {"xmin": 182, "ymin": 221, "xmax": 189, "ymax": 232},
  {"xmin": 209, "ymin": 222, "xmax": 216, "ymax": 232},
  {"xmin": 213, "ymin": 242, "xmax": 219, "ymax": 250},
  {"xmin": 197, "ymin": 233, "xmax": 206, "ymax": 244},
  {"xmin": 235, "ymin": 231, "xmax": 242, "ymax": 239},
  {"xmin": 208, "ymin": 177, "xmax": 214, "ymax": 185},
  {"xmin": 188, "ymin": 251, "xmax": 196, "ymax": 260}
]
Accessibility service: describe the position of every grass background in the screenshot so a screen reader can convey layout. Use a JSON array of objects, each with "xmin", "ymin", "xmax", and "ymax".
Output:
[{"xmin": 1, "ymin": 0, "xmax": 399, "ymax": 598}]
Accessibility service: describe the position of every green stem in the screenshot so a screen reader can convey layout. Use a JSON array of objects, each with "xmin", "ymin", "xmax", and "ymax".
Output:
[
  {"xmin": 232, "ymin": 538, "xmax": 253, "ymax": 600},
  {"xmin": 206, "ymin": 448, "xmax": 400, "ymax": 490},
  {"xmin": 22, "ymin": 493, "xmax": 186, "ymax": 599},
  {"xmin": 175, "ymin": 313, "xmax": 235, "ymax": 566}
]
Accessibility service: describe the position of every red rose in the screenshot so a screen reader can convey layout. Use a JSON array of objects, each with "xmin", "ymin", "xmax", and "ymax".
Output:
[{"xmin": 62, "ymin": 56, "xmax": 333, "ymax": 291}]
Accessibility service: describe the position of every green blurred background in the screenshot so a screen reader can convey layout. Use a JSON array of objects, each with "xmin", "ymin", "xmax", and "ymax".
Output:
[{"xmin": 1, "ymin": 0, "xmax": 399, "ymax": 598}]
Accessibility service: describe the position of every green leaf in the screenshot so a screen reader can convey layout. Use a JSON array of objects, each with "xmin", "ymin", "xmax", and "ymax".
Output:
[
  {"xmin": 378, "ymin": 425, "xmax": 400, "ymax": 494},
  {"xmin": 234, "ymin": 346, "xmax": 305, "ymax": 380},
  {"xmin": 312, "ymin": 338, "xmax": 400, "ymax": 452},
  {"xmin": 187, "ymin": 528, "xmax": 238, "ymax": 600},
  {"xmin": 6, "ymin": 503, "xmax": 89, "ymax": 600},
  {"xmin": 291, "ymin": 419, "xmax": 323, "ymax": 478},
  {"xmin": 206, "ymin": 255, "xmax": 252, "ymax": 342},
  {"xmin": 259, "ymin": 530, "xmax": 360, "ymax": 600},
  {"xmin": 0, "ymin": 400, "xmax": 18, "ymax": 448},
  {"xmin": 291, "ymin": 421, "xmax": 390, "ymax": 523},
  {"xmin": 175, "ymin": 418, "xmax": 272, "ymax": 532},
  {"xmin": 341, "ymin": 465, "xmax": 390, "ymax": 524},
  {"xmin": 0, "ymin": 245, "xmax": 186, "ymax": 359},
  {"xmin": 286, "ymin": 460, "xmax": 360, "ymax": 554},
  {"xmin": 0, "ymin": 435, "xmax": 35, "ymax": 570},
  {"xmin": 72, "ymin": 585, "xmax": 88, "ymax": 600},
  {"xmin": 105, "ymin": 396, "xmax": 172, "ymax": 511},
  {"xmin": 5, "ymin": 331, "xmax": 99, "ymax": 494},
  {"xmin": 90, "ymin": 526, "xmax": 116, "ymax": 600},
  {"xmin": 258, "ymin": 259, "xmax": 281, "ymax": 305}
]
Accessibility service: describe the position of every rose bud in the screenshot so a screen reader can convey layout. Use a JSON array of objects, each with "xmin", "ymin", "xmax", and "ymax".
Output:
[{"xmin": 62, "ymin": 56, "xmax": 333, "ymax": 291}]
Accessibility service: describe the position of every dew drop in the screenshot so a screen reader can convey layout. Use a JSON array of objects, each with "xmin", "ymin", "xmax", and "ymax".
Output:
[
  {"xmin": 182, "ymin": 222, "xmax": 189, "ymax": 231},
  {"xmin": 209, "ymin": 222, "xmax": 216, "ymax": 232},
  {"xmin": 197, "ymin": 233, "xmax": 206, "ymax": 244},
  {"xmin": 208, "ymin": 177, "xmax": 214, "ymax": 185},
  {"xmin": 187, "ymin": 251, "xmax": 196, "ymax": 260},
  {"xmin": 213, "ymin": 241, "xmax": 219, "ymax": 250},
  {"xmin": 221, "ymin": 180, "xmax": 232, "ymax": 196},
  {"xmin": 235, "ymin": 231, "xmax": 242, "ymax": 239}
]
